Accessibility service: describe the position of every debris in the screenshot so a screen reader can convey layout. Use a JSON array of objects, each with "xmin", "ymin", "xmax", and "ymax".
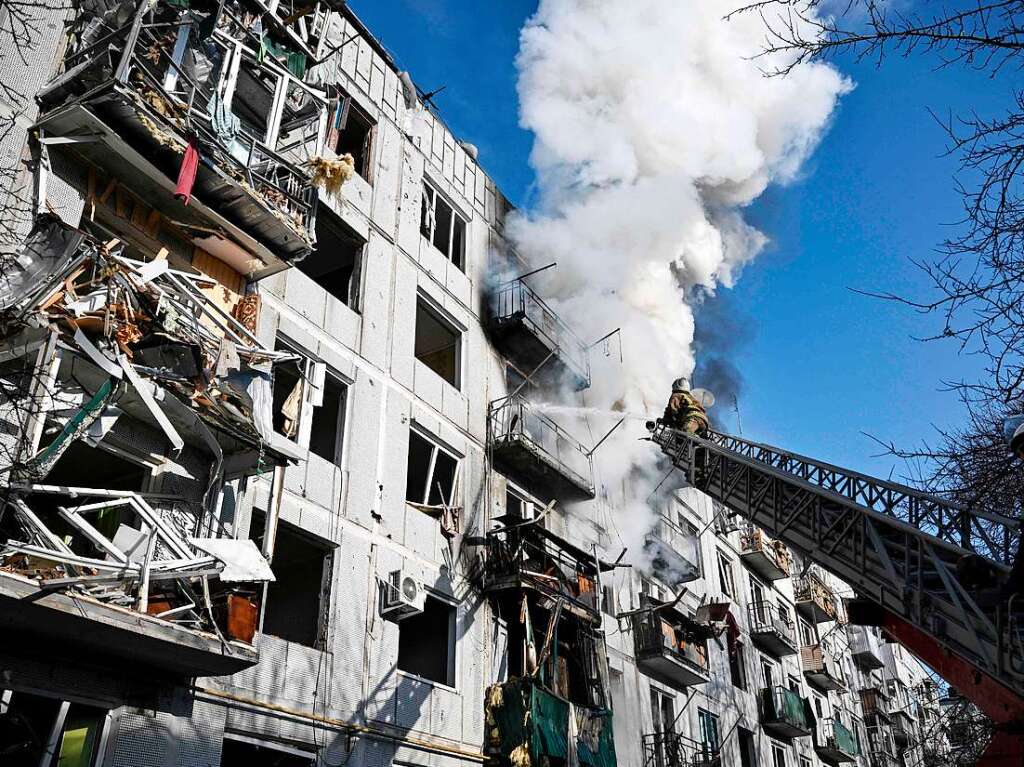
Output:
[{"xmin": 308, "ymin": 154, "xmax": 355, "ymax": 198}]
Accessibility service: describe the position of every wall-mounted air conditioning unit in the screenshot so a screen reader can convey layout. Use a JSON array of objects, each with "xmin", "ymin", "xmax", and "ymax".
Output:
[{"xmin": 380, "ymin": 569, "xmax": 426, "ymax": 621}]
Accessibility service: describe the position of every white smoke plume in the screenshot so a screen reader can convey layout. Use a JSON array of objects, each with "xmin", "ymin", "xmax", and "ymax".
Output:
[{"xmin": 508, "ymin": 1, "xmax": 850, "ymax": 565}]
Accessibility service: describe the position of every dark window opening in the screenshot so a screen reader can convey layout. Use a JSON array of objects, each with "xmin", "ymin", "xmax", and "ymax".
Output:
[
  {"xmin": 308, "ymin": 375, "xmax": 347, "ymax": 464},
  {"xmin": 738, "ymin": 728, "xmax": 756, "ymax": 767},
  {"xmin": 221, "ymin": 737, "xmax": 314, "ymax": 767},
  {"xmin": 301, "ymin": 212, "xmax": 364, "ymax": 310},
  {"xmin": 250, "ymin": 513, "xmax": 330, "ymax": 647},
  {"xmin": 397, "ymin": 594, "xmax": 456, "ymax": 686},
  {"xmin": 420, "ymin": 183, "xmax": 466, "ymax": 271},
  {"xmin": 414, "ymin": 300, "xmax": 461, "ymax": 389},
  {"xmin": 0, "ymin": 692, "xmax": 105, "ymax": 767},
  {"xmin": 328, "ymin": 94, "xmax": 374, "ymax": 180},
  {"xmin": 405, "ymin": 430, "xmax": 459, "ymax": 507},
  {"xmin": 729, "ymin": 640, "xmax": 747, "ymax": 690}
]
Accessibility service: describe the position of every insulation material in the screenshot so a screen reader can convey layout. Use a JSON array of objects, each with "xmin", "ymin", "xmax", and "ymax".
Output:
[
  {"xmin": 308, "ymin": 153, "xmax": 355, "ymax": 198},
  {"xmin": 188, "ymin": 538, "xmax": 275, "ymax": 582}
]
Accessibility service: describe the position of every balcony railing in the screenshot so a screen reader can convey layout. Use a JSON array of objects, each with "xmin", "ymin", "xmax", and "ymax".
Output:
[
  {"xmin": 801, "ymin": 643, "xmax": 846, "ymax": 692},
  {"xmin": 748, "ymin": 601, "xmax": 799, "ymax": 657},
  {"xmin": 489, "ymin": 395, "xmax": 595, "ymax": 499},
  {"xmin": 849, "ymin": 625, "xmax": 885, "ymax": 670},
  {"xmin": 815, "ymin": 718, "xmax": 859, "ymax": 763},
  {"xmin": 36, "ymin": 0, "xmax": 327, "ymax": 266},
  {"xmin": 759, "ymin": 686, "xmax": 812, "ymax": 739},
  {"xmin": 633, "ymin": 605, "xmax": 711, "ymax": 691},
  {"xmin": 739, "ymin": 524, "xmax": 792, "ymax": 580},
  {"xmin": 482, "ymin": 524, "xmax": 603, "ymax": 621},
  {"xmin": 489, "ymin": 278, "xmax": 591, "ymax": 390},
  {"xmin": 794, "ymin": 570, "xmax": 839, "ymax": 623},
  {"xmin": 642, "ymin": 732, "xmax": 720, "ymax": 767},
  {"xmin": 860, "ymin": 686, "xmax": 891, "ymax": 723}
]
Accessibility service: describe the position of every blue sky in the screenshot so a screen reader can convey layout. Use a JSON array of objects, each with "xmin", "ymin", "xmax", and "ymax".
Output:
[{"xmin": 349, "ymin": 0, "xmax": 1014, "ymax": 480}]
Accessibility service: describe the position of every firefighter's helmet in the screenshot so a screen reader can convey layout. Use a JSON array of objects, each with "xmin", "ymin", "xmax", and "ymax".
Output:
[{"xmin": 672, "ymin": 377, "xmax": 689, "ymax": 392}]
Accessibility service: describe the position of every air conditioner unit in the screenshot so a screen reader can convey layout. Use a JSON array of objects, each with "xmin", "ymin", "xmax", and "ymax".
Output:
[{"xmin": 381, "ymin": 570, "xmax": 426, "ymax": 621}]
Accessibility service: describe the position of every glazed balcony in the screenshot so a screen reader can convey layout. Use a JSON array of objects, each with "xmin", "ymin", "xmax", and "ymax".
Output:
[
  {"xmin": 632, "ymin": 599, "xmax": 712, "ymax": 691},
  {"xmin": 815, "ymin": 718, "xmax": 859, "ymax": 764},
  {"xmin": 748, "ymin": 601, "xmax": 799, "ymax": 657},
  {"xmin": 36, "ymin": 0, "xmax": 329, "ymax": 274},
  {"xmin": 642, "ymin": 732, "xmax": 720, "ymax": 767},
  {"xmin": 849, "ymin": 624, "xmax": 885, "ymax": 670},
  {"xmin": 860, "ymin": 686, "xmax": 892, "ymax": 724},
  {"xmin": 488, "ymin": 278, "xmax": 591, "ymax": 391},
  {"xmin": 488, "ymin": 395, "xmax": 595, "ymax": 500},
  {"xmin": 759, "ymin": 686, "xmax": 812, "ymax": 739},
  {"xmin": 482, "ymin": 523, "xmax": 609, "ymax": 623},
  {"xmin": 794, "ymin": 570, "xmax": 839, "ymax": 623},
  {"xmin": 801, "ymin": 644, "xmax": 846, "ymax": 692},
  {"xmin": 738, "ymin": 524, "xmax": 792, "ymax": 581},
  {"xmin": 643, "ymin": 517, "xmax": 701, "ymax": 586}
]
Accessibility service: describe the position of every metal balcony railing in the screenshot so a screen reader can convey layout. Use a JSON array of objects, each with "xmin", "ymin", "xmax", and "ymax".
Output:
[
  {"xmin": 816, "ymin": 718, "xmax": 859, "ymax": 762},
  {"xmin": 759, "ymin": 686, "xmax": 811, "ymax": 737},
  {"xmin": 748, "ymin": 601, "xmax": 799, "ymax": 656},
  {"xmin": 642, "ymin": 732, "xmax": 720, "ymax": 767},
  {"xmin": 489, "ymin": 278, "xmax": 591, "ymax": 389},
  {"xmin": 488, "ymin": 395, "xmax": 595, "ymax": 499}
]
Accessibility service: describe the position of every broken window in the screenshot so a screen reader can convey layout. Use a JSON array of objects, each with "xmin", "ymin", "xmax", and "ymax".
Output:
[
  {"xmin": 221, "ymin": 736, "xmax": 315, "ymax": 767},
  {"xmin": 307, "ymin": 374, "xmax": 347, "ymax": 464},
  {"xmin": 327, "ymin": 90, "xmax": 374, "ymax": 180},
  {"xmin": 299, "ymin": 209, "xmax": 364, "ymax": 310},
  {"xmin": 405, "ymin": 430, "xmax": 459, "ymax": 507},
  {"xmin": 716, "ymin": 550, "xmax": 735, "ymax": 598},
  {"xmin": 397, "ymin": 594, "xmax": 457, "ymax": 686},
  {"xmin": 729, "ymin": 639, "xmax": 747, "ymax": 690},
  {"xmin": 0, "ymin": 692, "xmax": 106, "ymax": 767},
  {"xmin": 250, "ymin": 512, "xmax": 332, "ymax": 648},
  {"xmin": 414, "ymin": 299, "xmax": 461, "ymax": 389},
  {"xmin": 601, "ymin": 583, "xmax": 616, "ymax": 617},
  {"xmin": 420, "ymin": 182, "xmax": 466, "ymax": 271},
  {"xmin": 272, "ymin": 355, "xmax": 304, "ymax": 440}
]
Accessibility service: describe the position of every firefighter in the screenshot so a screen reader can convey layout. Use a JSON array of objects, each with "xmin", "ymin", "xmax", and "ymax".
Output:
[{"xmin": 662, "ymin": 377, "xmax": 710, "ymax": 437}]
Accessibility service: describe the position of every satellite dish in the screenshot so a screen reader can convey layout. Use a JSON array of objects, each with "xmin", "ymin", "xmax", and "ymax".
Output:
[{"xmin": 691, "ymin": 388, "xmax": 716, "ymax": 409}]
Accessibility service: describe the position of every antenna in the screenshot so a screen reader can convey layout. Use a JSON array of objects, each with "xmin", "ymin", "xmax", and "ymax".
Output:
[{"xmin": 732, "ymin": 394, "xmax": 743, "ymax": 435}]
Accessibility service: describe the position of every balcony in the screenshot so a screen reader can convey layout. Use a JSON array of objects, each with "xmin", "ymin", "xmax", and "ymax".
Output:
[
  {"xmin": 849, "ymin": 625, "xmax": 885, "ymax": 670},
  {"xmin": 632, "ymin": 598, "xmax": 712, "ymax": 691},
  {"xmin": 642, "ymin": 732, "xmax": 720, "ymax": 767},
  {"xmin": 488, "ymin": 278, "xmax": 591, "ymax": 390},
  {"xmin": 815, "ymin": 718, "xmax": 859, "ymax": 764},
  {"xmin": 759, "ymin": 686, "xmax": 812, "ymax": 739},
  {"xmin": 860, "ymin": 686, "xmax": 892, "ymax": 725},
  {"xmin": 482, "ymin": 523, "xmax": 610, "ymax": 623},
  {"xmin": 643, "ymin": 518, "xmax": 700, "ymax": 586},
  {"xmin": 489, "ymin": 395, "xmax": 595, "ymax": 500},
  {"xmin": 891, "ymin": 720, "xmax": 911, "ymax": 748},
  {"xmin": 794, "ymin": 571, "xmax": 839, "ymax": 623},
  {"xmin": 748, "ymin": 601, "xmax": 799, "ymax": 657},
  {"xmin": 738, "ymin": 525, "xmax": 791, "ymax": 581},
  {"xmin": 36, "ymin": 0, "xmax": 330, "ymax": 275},
  {"xmin": 867, "ymin": 753, "xmax": 898, "ymax": 767},
  {"xmin": 801, "ymin": 644, "xmax": 846, "ymax": 692}
]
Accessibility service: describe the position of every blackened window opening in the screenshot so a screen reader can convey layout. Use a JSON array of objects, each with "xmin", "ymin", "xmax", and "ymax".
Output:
[{"xmin": 397, "ymin": 594, "xmax": 456, "ymax": 686}]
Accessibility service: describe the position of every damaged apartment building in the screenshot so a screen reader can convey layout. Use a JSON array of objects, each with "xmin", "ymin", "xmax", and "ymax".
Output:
[{"xmin": 0, "ymin": 3, "xmax": 958, "ymax": 767}]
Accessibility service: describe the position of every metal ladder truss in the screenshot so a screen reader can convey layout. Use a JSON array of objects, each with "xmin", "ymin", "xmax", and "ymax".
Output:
[{"xmin": 651, "ymin": 425, "xmax": 1024, "ymax": 701}]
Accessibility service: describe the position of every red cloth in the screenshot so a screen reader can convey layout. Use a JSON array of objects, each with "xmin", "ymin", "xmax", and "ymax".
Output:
[{"xmin": 174, "ymin": 140, "xmax": 200, "ymax": 205}]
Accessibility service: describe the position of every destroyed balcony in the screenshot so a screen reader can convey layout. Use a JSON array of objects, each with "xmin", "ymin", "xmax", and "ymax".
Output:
[
  {"xmin": 482, "ymin": 523, "xmax": 612, "ymax": 623},
  {"xmin": 488, "ymin": 278, "xmax": 591, "ymax": 391},
  {"xmin": 642, "ymin": 732, "xmax": 720, "ymax": 767},
  {"xmin": 642, "ymin": 517, "xmax": 700, "ymax": 586},
  {"xmin": 848, "ymin": 625, "xmax": 885, "ymax": 671},
  {"xmin": 0, "ymin": 487, "xmax": 274, "ymax": 677},
  {"xmin": 759, "ymin": 686, "xmax": 812, "ymax": 739},
  {"xmin": 738, "ymin": 524, "xmax": 791, "ymax": 581},
  {"xmin": 631, "ymin": 597, "xmax": 712, "ymax": 692},
  {"xmin": 801, "ymin": 644, "xmax": 846, "ymax": 692},
  {"xmin": 794, "ymin": 570, "xmax": 838, "ymax": 623},
  {"xmin": 814, "ymin": 718, "xmax": 859, "ymax": 764},
  {"xmin": 488, "ymin": 395, "xmax": 595, "ymax": 500},
  {"xmin": 35, "ymin": 0, "xmax": 333, "ymax": 276},
  {"xmin": 484, "ymin": 678, "xmax": 616, "ymax": 766},
  {"xmin": 748, "ymin": 601, "xmax": 799, "ymax": 657}
]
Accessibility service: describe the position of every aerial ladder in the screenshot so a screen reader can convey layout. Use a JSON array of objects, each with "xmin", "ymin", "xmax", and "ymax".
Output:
[{"xmin": 648, "ymin": 424, "xmax": 1024, "ymax": 766}]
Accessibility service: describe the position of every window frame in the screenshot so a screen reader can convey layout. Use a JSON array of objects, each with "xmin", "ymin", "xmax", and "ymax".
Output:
[
  {"xmin": 697, "ymin": 708, "xmax": 721, "ymax": 753},
  {"xmin": 771, "ymin": 741, "xmax": 788, "ymax": 767},
  {"xmin": 420, "ymin": 180, "xmax": 467, "ymax": 271},
  {"xmin": 405, "ymin": 426, "xmax": 462, "ymax": 509},
  {"xmin": 716, "ymin": 550, "xmax": 735, "ymax": 598},
  {"xmin": 327, "ymin": 86, "xmax": 376, "ymax": 182},
  {"xmin": 414, "ymin": 296, "xmax": 464, "ymax": 390}
]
